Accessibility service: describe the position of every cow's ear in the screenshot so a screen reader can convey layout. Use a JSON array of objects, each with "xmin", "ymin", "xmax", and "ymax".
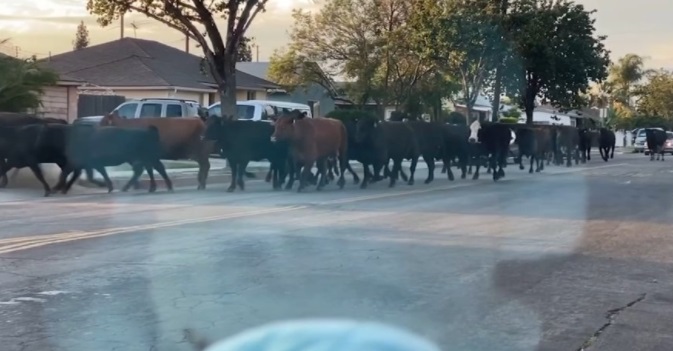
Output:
[{"xmin": 296, "ymin": 111, "xmax": 307, "ymax": 119}]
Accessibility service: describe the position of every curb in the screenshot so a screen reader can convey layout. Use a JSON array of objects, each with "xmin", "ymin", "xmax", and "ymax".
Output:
[{"xmin": 76, "ymin": 169, "xmax": 270, "ymax": 190}]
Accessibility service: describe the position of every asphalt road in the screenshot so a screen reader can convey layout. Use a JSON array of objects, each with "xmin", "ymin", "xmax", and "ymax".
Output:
[{"xmin": 1, "ymin": 153, "xmax": 673, "ymax": 351}]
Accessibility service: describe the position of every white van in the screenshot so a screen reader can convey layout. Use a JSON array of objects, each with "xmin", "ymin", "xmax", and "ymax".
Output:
[{"xmin": 207, "ymin": 100, "xmax": 312, "ymax": 121}]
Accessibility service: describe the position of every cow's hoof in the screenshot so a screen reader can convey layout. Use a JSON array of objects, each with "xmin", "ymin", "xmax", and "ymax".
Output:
[
  {"xmin": 360, "ymin": 182, "xmax": 368, "ymax": 189},
  {"xmin": 424, "ymin": 178, "xmax": 433, "ymax": 184},
  {"xmin": 226, "ymin": 187, "xmax": 235, "ymax": 193},
  {"xmin": 407, "ymin": 180, "xmax": 414, "ymax": 186},
  {"xmin": 353, "ymin": 178, "xmax": 360, "ymax": 185}
]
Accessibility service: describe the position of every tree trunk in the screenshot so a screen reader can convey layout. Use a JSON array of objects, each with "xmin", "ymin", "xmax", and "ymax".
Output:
[
  {"xmin": 218, "ymin": 59, "xmax": 238, "ymax": 118},
  {"xmin": 491, "ymin": 0, "xmax": 509, "ymax": 122}
]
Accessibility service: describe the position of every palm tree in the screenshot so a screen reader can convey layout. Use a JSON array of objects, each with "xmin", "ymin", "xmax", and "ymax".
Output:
[
  {"xmin": 0, "ymin": 54, "xmax": 59, "ymax": 112},
  {"xmin": 607, "ymin": 54, "xmax": 649, "ymax": 107}
]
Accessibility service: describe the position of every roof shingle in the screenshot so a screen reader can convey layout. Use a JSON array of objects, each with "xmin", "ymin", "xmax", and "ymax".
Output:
[{"xmin": 41, "ymin": 38, "xmax": 278, "ymax": 90}]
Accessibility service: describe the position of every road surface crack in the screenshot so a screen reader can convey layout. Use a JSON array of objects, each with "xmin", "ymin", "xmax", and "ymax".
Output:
[{"xmin": 576, "ymin": 293, "xmax": 646, "ymax": 351}]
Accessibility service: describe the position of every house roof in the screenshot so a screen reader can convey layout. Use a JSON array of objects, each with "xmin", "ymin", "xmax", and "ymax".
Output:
[
  {"xmin": 236, "ymin": 62, "xmax": 271, "ymax": 81},
  {"xmin": 41, "ymin": 38, "xmax": 278, "ymax": 90}
]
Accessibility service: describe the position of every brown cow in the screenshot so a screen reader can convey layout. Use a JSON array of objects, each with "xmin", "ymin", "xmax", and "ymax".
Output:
[
  {"xmin": 270, "ymin": 110, "xmax": 348, "ymax": 192},
  {"xmin": 99, "ymin": 112, "xmax": 213, "ymax": 189}
]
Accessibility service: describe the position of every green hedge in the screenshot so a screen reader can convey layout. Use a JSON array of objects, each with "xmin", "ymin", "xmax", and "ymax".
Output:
[
  {"xmin": 325, "ymin": 109, "xmax": 378, "ymax": 122},
  {"xmin": 498, "ymin": 117, "xmax": 520, "ymax": 124}
]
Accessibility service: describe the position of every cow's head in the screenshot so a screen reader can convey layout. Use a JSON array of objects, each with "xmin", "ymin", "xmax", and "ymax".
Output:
[
  {"xmin": 100, "ymin": 111, "xmax": 122, "ymax": 126},
  {"xmin": 355, "ymin": 117, "xmax": 379, "ymax": 144},
  {"xmin": 468, "ymin": 120, "xmax": 481, "ymax": 143},
  {"xmin": 271, "ymin": 109, "xmax": 306, "ymax": 142},
  {"xmin": 203, "ymin": 115, "xmax": 234, "ymax": 142}
]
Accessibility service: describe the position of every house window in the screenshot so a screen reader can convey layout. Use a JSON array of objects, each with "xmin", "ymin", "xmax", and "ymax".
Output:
[{"xmin": 246, "ymin": 91, "xmax": 256, "ymax": 100}]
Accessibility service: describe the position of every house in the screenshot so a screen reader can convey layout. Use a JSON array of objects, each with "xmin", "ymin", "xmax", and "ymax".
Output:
[
  {"xmin": 453, "ymin": 92, "xmax": 601, "ymax": 126},
  {"xmin": 1, "ymin": 52, "xmax": 83, "ymax": 122},
  {"xmin": 236, "ymin": 62, "xmax": 397, "ymax": 117},
  {"xmin": 236, "ymin": 61, "xmax": 339, "ymax": 116},
  {"xmin": 41, "ymin": 38, "xmax": 279, "ymax": 116}
]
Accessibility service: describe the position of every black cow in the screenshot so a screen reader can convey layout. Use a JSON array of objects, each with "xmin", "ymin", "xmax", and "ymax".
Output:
[
  {"xmin": 204, "ymin": 116, "xmax": 289, "ymax": 191},
  {"xmin": 645, "ymin": 128, "xmax": 666, "ymax": 161},
  {"xmin": 355, "ymin": 118, "xmax": 420, "ymax": 188},
  {"xmin": 404, "ymin": 120, "xmax": 448, "ymax": 184},
  {"xmin": 441, "ymin": 124, "xmax": 470, "ymax": 180},
  {"xmin": 468, "ymin": 120, "xmax": 512, "ymax": 181},
  {"xmin": 0, "ymin": 113, "xmax": 104, "ymax": 188},
  {"xmin": 58, "ymin": 124, "xmax": 172, "ymax": 194},
  {"xmin": 578, "ymin": 128, "xmax": 595, "ymax": 163},
  {"xmin": 554, "ymin": 126, "xmax": 580, "ymax": 167},
  {"xmin": 598, "ymin": 128, "xmax": 616, "ymax": 162},
  {"xmin": 513, "ymin": 127, "xmax": 538, "ymax": 173}
]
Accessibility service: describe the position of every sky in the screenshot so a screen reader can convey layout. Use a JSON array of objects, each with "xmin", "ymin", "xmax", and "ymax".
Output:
[{"xmin": 0, "ymin": 0, "xmax": 671, "ymax": 70}]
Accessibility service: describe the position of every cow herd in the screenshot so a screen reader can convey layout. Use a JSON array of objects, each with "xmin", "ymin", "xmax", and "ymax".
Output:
[{"xmin": 0, "ymin": 110, "xmax": 631, "ymax": 197}]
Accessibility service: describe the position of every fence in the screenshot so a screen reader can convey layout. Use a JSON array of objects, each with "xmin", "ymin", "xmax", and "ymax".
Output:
[{"xmin": 77, "ymin": 94, "xmax": 126, "ymax": 118}]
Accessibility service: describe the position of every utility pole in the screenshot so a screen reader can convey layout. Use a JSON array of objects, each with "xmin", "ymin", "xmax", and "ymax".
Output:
[
  {"xmin": 185, "ymin": 34, "xmax": 189, "ymax": 53},
  {"xmin": 256, "ymin": 45, "xmax": 259, "ymax": 62},
  {"xmin": 491, "ymin": 0, "xmax": 509, "ymax": 122},
  {"xmin": 120, "ymin": 14, "xmax": 124, "ymax": 38}
]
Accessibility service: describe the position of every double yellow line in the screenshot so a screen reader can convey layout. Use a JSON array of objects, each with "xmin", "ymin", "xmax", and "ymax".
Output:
[{"xmin": 0, "ymin": 206, "xmax": 304, "ymax": 255}]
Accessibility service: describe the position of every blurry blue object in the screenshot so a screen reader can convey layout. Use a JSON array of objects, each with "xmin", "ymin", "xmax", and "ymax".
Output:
[{"xmin": 204, "ymin": 319, "xmax": 441, "ymax": 351}]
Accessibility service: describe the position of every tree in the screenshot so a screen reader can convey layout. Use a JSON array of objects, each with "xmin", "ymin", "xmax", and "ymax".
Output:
[
  {"xmin": 274, "ymin": 0, "xmax": 432, "ymax": 113},
  {"xmin": 87, "ymin": 0, "xmax": 267, "ymax": 118},
  {"xmin": 73, "ymin": 21, "xmax": 90, "ymax": 50},
  {"xmin": 268, "ymin": 47, "xmax": 344, "ymax": 99},
  {"xmin": 237, "ymin": 36, "xmax": 254, "ymax": 62},
  {"xmin": 409, "ymin": 0, "xmax": 504, "ymax": 121},
  {"xmin": 607, "ymin": 54, "xmax": 648, "ymax": 107},
  {"xmin": 636, "ymin": 69, "xmax": 673, "ymax": 127},
  {"xmin": 501, "ymin": 0, "xmax": 610, "ymax": 124},
  {"xmin": 0, "ymin": 55, "xmax": 59, "ymax": 112}
]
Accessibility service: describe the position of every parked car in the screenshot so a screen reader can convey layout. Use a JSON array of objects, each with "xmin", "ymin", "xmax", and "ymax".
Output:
[
  {"xmin": 74, "ymin": 98, "xmax": 202, "ymax": 125},
  {"xmin": 207, "ymin": 100, "xmax": 313, "ymax": 121}
]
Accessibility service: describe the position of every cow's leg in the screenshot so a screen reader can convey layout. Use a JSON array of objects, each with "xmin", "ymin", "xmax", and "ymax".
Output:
[
  {"xmin": 458, "ymin": 154, "xmax": 467, "ymax": 179},
  {"xmin": 610, "ymin": 145, "xmax": 615, "ymax": 159},
  {"xmin": 360, "ymin": 163, "xmax": 372, "ymax": 189},
  {"xmin": 529, "ymin": 154, "xmax": 535, "ymax": 173},
  {"xmin": 518, "ymin": 152, "xmax": 525, "ymax": 170},
  {"xmin": 441, "ymin": 163, "xmax": 447, "ymax": 174},
  {"xmin": 407, "ymin": 156, "xmax": 419, "ymax": 186},
  {"xmin": 371, "ymin": 161, "xmax": 384, "ymax": 183},
  {"xmin": 93, "ymin": 166, "xmax": 114, "ymax": 193},
  {"xmin": 0, "ymin": 159, "xmax": 9, "ymax": 188},
  {"xmin": 298, "ymin": 161, "xmax": 314, "ymax": 192},
  {"xmin": 27, "ymin": 163, "xmax": 51, "ymax": 197},
  {"xmin": 227, "ymin": 161, "xmax": 238, "ymax": 192},
  {"xmin": 444, "ymin": 155, "xmax": 455, "ymax": 181},
  {"xmin": 285, "ymin": 161, "xmax": 299, "ymax": 190},
  {"xmin": 345, "ymin": 162, "xmax": 360, "ymax": 184},
  {"xmin": 63, "ymin": 168, "xmax": 84, "ymax": 194},
  {"xmin": 265, "ymin": 168, "xmax": 273, "ymax": 183},
  {"xmin": 151, "ymin": 160, "xmax": 172, "ymax": 191},
  {"xmin": 145, "ymin": 166, "xmax": 157, "ymax": 193},
  {"xmin": 397, "ymin": 164, "xmax": 409, "ymax": 182},
  {"xmin": 316, "ymin": 159, "xmax": 328, "ymax": 191},
  {"xmin": 423, "ymin": 154, "xmax": 434, "ymax": 184},
  {"xmin": 122, "ymin": 163, "xmax": 145, "ymax": 192},
  {"xmin": 237, "ymin": 160, "xmax": 249, "ymax": 190},
  {"xmin": 83, "ymin": 168, "xmax": 107, "ymax": 188},
  {"xmin": 52, "ymin": 164, "xmax": 72, "ymax": 194},
  {"xmin": 389, "ymin": 158, "xmax": 402, "ymax": 188},
  {"xmin": 491, "ymin": 153, "xmax": 500, "ymax": 182}
]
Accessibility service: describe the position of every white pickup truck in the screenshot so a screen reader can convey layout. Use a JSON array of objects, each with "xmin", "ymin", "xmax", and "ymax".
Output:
[
  {"xmin": 74, "ymin": 98, "xmax": 202, "ymax": 125},
  {"xmin": 207, "ymin": 100, "xmax": 313, "ymax": 121}
]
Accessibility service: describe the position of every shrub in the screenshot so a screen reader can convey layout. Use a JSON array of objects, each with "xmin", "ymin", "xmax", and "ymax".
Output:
[{"xmin": 326, "ymin": 109, "xmax": 378, "ymax": 122}]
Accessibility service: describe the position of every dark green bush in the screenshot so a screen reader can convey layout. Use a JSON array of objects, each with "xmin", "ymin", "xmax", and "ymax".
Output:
[{"xmin": 326, "ymin": 109, "xmax": 378, "ymax": 122}]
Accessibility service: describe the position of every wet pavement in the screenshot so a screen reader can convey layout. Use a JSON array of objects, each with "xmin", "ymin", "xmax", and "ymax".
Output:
[{"xmin": 1, "ymin": 153, "xmax": 672, "ymax": 351}]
